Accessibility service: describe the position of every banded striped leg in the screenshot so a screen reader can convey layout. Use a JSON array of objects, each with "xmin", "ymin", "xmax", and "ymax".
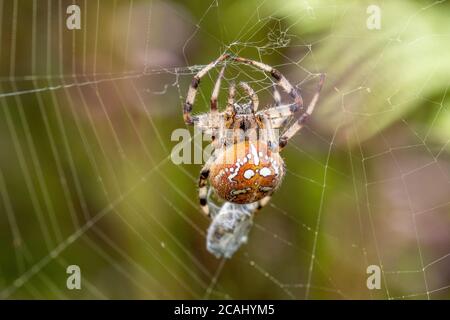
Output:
[
  {"xmin": 198, "ymin": 153, "xmax": 217, "ymax": 217},
  {"xmin": 226, "ymin": 82, "xmax": 236, "ymax": 114},
  {"xmin": 273, "ymin": 84, "xmax": 282, "ymax": 106},
  {"xmin": 259, "ymin": 113, "xmax": 279, "ymax": 152},
  {"xmin": 210, "ymin": 65, "xmax": 226, "ymax": 112},
  {"xmin": 258, "ymin": 103, "xmax": 297, "ymax": 129},
  {"xmin": 255, "ymin": 195, "xmax": 271, "ymax": 212},
  {"xmin": 271, "ymin": 84, "xmax": 289, "ymax": 128},
  {"xmin": 210, "ymin": 65, "xmax": 226, "ymax": 141},
  {"xmin": 224, "ymin": 82, "xmax": 237, "ymax": 131},
  {"xmin": 231, "ymin": 56, "xmax": 304, "ymax": 113},
  {"xmin": 270, "ymin": 117, "xmax": 289, "ymax": 129},
  {"xmin": 260, "ymin": 103, "xmax": 297, "ymax": 119},
  {"xmin": 183, "ymin": 53, "xmax": 229, "ymax": 125},
  {"xmin": 239, "ymin": 82, "xmax": 259, "ymax": 112},
  {"xmin": 279, "ymin": 74, "xmax": 326, "ymax": 149}
]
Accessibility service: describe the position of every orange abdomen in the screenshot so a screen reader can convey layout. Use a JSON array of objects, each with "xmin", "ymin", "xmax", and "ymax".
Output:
[{"xmin": 209, "ymin": 141, "xmax": 285, "ymax": 204}]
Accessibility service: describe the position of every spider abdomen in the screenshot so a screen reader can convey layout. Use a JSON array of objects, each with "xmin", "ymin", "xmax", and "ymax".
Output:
[{"xmin": 209, "ymin": 141, "xmax": 285, "ymax": 204}]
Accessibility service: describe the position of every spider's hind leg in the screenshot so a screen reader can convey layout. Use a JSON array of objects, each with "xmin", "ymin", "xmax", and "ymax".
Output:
[
  {"xmin": 199, "ymin": 167, "xmax": 211, "ymax": 217},
  {"xmin": 198, "ymin": 153, "xmax": 217, "ymax": 217},
  {"xmin": 255, "ymin": 195, "xmax": 271, "ymax": 213}
]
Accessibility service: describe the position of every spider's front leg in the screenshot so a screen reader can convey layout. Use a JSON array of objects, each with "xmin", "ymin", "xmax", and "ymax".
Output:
[
  {"xmin": 183, "ymin": 53, "xmax": 229, "ymax": 125},
  {"xmin": 279, "ymin": 74, "xmax": 325, "ymax": 150},
  {"xmin": 239, "ymin": 82, "xmax": 259, "ymax": 112}
]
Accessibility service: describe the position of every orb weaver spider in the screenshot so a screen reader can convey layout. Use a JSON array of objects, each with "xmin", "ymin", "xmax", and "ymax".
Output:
[{"xmin": 183, "ymin": 53, "xmax": 325, "ymax": 219}]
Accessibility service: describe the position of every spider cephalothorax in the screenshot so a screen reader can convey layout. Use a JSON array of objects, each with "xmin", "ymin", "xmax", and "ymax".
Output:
[
  {"xmin": 183, "ymin": 53, "xmax": 325, "ymax": 217},
  {"xmin": 233, "ymin": 102, "xmax": 253, "ymax": 115}
]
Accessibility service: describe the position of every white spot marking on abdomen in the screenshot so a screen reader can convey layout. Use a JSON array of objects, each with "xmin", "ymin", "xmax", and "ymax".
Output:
[
  {"xmin": 243, "ymin": 169, "xmax": 255, "ymax": 179},
  {"xmin": 259, "ymin": 167, "xmax": 272, "ymax": 177},
  {"xmin": 250, "ymin": 144, "xmax": 260, "ymax": 165}
]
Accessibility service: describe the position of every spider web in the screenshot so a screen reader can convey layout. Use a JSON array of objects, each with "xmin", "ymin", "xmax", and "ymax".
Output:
[{"xmin": 0, "ymin": 0, "xmax": 449, "ymax": 300}]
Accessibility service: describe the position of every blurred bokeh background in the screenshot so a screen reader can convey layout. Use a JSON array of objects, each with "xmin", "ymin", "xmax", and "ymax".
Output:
[{"xmin": 0, "ymin": 0, "xmax": 449, "ymax": 299}]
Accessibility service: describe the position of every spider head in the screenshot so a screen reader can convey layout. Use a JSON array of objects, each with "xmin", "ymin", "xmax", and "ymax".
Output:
[
  {"xmin": 234, "ymin": 102, "xmax": 253, "ymax": 115},
  {"xmin": 231, "ymin": 102, "xmax": 257, "ymax": 132}
]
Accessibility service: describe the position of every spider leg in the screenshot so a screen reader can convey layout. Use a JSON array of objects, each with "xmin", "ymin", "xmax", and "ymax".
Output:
[
  {"xmin": 198, "ymin": 153, "xmax": 217, "ymax": 217},
  {"xmin": 230, "ymin": 56, "xmax": 303, "ymax": 113},
  {"xmin": 258, "ymin": 112, "xmax": 279, "ymax": 152},
  {"xmin": 223, "ymin": 82, "xmax": 236, "ymax": 128},
  {"xmin": 183, "ymin": 53, "xmax": 229, "ymax": 125},
  {"xmin": 273, "ymin": 84, "xmax": 282, "ymax": 106},
  {"xmin": 269, "ymin": 84, "xmax": 290, "ymax": 128},
  {"xmin": 258, "ymin": 103, "xmax": 297, "ymax": 119},
  {"xmin": 239, "ymin": 82, "xmax": 259, "ymax": 112},
  {"xmin": 279, "ymin": 74, "xmax": 326, "ymax": 150},
  {"xmin": 193, "ymin": 112, "xmax": 221, "ymax": 149},
  {"xmin": 270, "ymin": 117, "xmax": 289, "ymax": 129},
  {"xmin": 227, "ymin": 81, "xmax": 236, "ymax": 106},
  {"xmin": 210, "ymin": 64, "xmax": 226, "ymax": 142},
  {"xmin": 258, "ymin": 103, "xmax": 296, "ymax": 131},
  {"xmin": 255, "ymin": 196, "xmax": 271, "ymax": 213},
  {"xmin": 192, "ymin": 114, "xmax": 216, "ymax": 131},
  {"xmin": 211, "ymin": 64, "xmax": 226, "ymax": 113}
]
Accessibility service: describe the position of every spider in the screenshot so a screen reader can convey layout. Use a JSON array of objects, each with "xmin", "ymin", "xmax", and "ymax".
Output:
[{"xmin": 184, "ymin": 53, "xmax": 325, "ymax": 217}]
